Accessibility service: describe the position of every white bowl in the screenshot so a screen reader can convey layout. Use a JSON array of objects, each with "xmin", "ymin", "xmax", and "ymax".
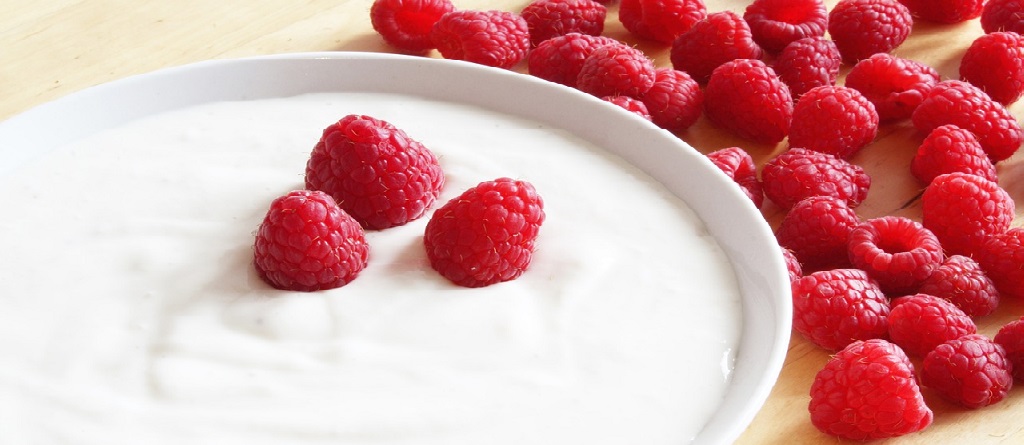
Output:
[{"xmin": 0, "ymin": 52, "xmax": 790, "ymax": 444}]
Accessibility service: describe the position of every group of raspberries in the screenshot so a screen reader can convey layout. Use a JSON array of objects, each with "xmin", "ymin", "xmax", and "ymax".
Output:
[
  {"xmin": 253, "ymin": 114, "xmax": 546, "ymax": 290},
  {"xmin": 367, "ymin": 0, "xmax": 1024, "ymax": 441}
]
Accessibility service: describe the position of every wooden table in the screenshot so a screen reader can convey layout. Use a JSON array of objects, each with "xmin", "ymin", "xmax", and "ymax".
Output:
[{"xmin": 4, "ymin": 0, "xmax": 1023, "ymax": 443}]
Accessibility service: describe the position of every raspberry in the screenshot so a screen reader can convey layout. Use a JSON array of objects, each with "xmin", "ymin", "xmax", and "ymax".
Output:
[
  {"xmin": 773, "ymin": 36, "xmax": 841, "ymax": 98},
  {"xmin": 703, "ymin": 59, "xmax": 793, "ymax": 144},
  {"xmin": 370, "ymin": 0, "xmax": 456, "ymax": 53},
  {"xmin": 430, "ymin": 10, "xmax": 531, "ymax": 69},
  {"xmin": 911, "ymin": 124, "xmax": 998, "ymax": 186},
  {"xmin": 782, "ymin": 246, "xmax": 803, "ymax": 282},
  {"xmin": 423, "ymin": 178, "xmax": 545, "ymax": 287},
  {"xmin": 809, "ymin": 339, "xmax": 933, "ymax": 440},
  {"xmin": 527, "ymin": 33, "xmax": 621, "ymax": 88},
  {"xmin": 792, "ymin": 269, "xmax": 890, "ymax": 351},
  {"xmin": 304, "ymin": 115, "xmax": 445, "ymax": 231},
  {"xmin": 982, "ymin": 0, "xmax": 1024, "ymax": 34},
  {"xmin": 976, "ymin": 228, "xmax": 1024, "ymax": 299},
  {"xmin": 921, "ymin": 172, "xmax": 1015, "ymax": 257},
  {"xmin": 994, "ymin": 318, "xmax": 1024, "ymax": 381},
  {"xmin": 776, "ymin": 196, "xmax": 860, "ymax": 272},
  {"xmin": 618, "ymin": 0, "xmax": 707, "ymax": 44},
  {"xmin": 706, "ymin": 146, "xmax": 764, "ymax": 208},
  {"xmin": 922, "ymin": 334, "xmax": 1014, "ymax": 409},
  {"xmin": 827, "ymin": 0, "xmax": 913, "ymax": 64},
  {"xmin": 743, "ymin": 0, "xmax": 828, "ymax": 53},
  {"xmin": 844, "ymin": 53, "xmax": 941, "ymax": 122},
  {"xmin": 911, "ymin": 80, "xmax": 1024, "ymax": 163},
  {"xmin": 919, "ymin": 255, "xmax": 1001, "ymax": 318},
  {"xmin": 576, "ymin": 43, "xmax": 657, "ymax": 97},
  {"xmin": 669, "ymin": 11, "xmax": 765, "ymax": 84},
  {"xmin": 601, "ymin": 95, "xmax": 652, "ymax": 121},
  {"xmin": 520, "ymin": 0, "xmax": 607, "ymax": 47},
  {"xmin": 253, "ymin": 190, "xmax": 370, "ymax": 291},
  {"xmin": 761, "ymin": 147, "xmax": 871, "ymax": 210},
  {"xmin": 899, "ymin": 0, "xmax": 983, "ymax": 23},
  {"xmin": 888, "ymin": 294, "xmax": 977, "ymax": 358},
  {"xmin": 788, "ymin": 86, "xmax": 879, "ymax": 159},
  {"xmin": 960, "ymin": 31, "xmax": 1024, "ymax": 105},
  {"xmin": 848, "ymin": 216, "xmax": 944, "ymax": 296},
  {"xmin": 640, "ymin": 68, "xmax": 703, "ymax": 131}
]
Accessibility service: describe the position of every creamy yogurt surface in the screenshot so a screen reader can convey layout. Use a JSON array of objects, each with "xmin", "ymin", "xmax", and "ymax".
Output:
[{"xmin": 0, "ymin": 92, "xmax": 742, "ymax": 444}]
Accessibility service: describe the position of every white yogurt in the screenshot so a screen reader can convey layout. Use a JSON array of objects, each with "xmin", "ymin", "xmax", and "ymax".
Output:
[{"xmin": 0, "ymin": 92, "xmax": 742, "ymax": 444}]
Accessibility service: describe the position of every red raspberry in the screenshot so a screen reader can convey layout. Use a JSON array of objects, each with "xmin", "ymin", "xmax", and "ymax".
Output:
[
  {"xmin": 304, "ymin": 115, "xmax": 445, "ymax": 230},
  {"xmin": 576, "ymin": 43, "xmax": 656, "ymax": 98},
  {"xmin": 788, "ymin": 86, "xmax": 879, "ymax": 159},
  {"xmin": 370, "ymin": 0, "xmax": 456, "ymax": 53},
  {"xmin": 776, "ymin": 196, "xmax": 860, "ymax": 272},
  {"xmin": 527, "ymin": 33, "xmax": 621, "ymax": 88},
  {"xmin": 793, "ymin": 269, "xmax": 890, "ymax": 351},
  {"xmin": 430, "ymin": 10, "xmax": 531, "ymax": 69},
  {"xmin": 899, "ymin": 0, "xmax": 983, "ymax": 23},
  {"xmin": 922, "ymin": 334, "xmax": 1014, "ymax": 409},
  {"xmin": 911, "ymin": 80, "xmax": 1024, "ymax": 163},
  {"xmin": 994, "ymin": 317, "xmax": 1024, "ymax": 381},
  {"xmin": 888, "ymin": 294, "xmax": 977, "ymax": 358},
  {"xmin": 601, "ymin": 95, "xmax": 652, "ymax": 120},
  {"xmin": 960, "ymin": 32, "xmax": 1024, "ymax": 105},
  {"xmin": 703, "ymin": 59, "xmax": 793, "ymax": 144},
  {"xmin": 743, "ymin": 0, "xmax": 828, "ymax": 53},
  {"xmin": 809, "ymin": 339, "xmax": 933, "ymax": 440},
  {"xmin": 669, "ymin": 11, "xmax": 764, "ymax": 84},
  {"xmin": 848, "ymin": 216, "xmax": 943, "ymax": 296},
  {"xmin": 640, "ymin": 68, "xmax": 703, "ymax": 131},
  {"xmin": 618, "ymin": 0, "xmax": 707, "ymax": 44},
  {"xmin": 706, "ymin": 146, "xmax": 764, "ymax": 208},
  {"xmin": 919, "ymin": 255, "xmax": 1000, "ymax": 318},
  {"xmin": 911, "ymin": 124, "xmax": 998, "ymax": 186},
  {"xmin": 828, "ymin": 0, "xmax": 913, "ymax": 64},
  {"xmin": 520, "ymin": 0, "xmax": 606, "ymax": 47},
  {"xmin": 921, "ymin": 172, "xmax": 1015, "ymax": 257},
  {"xmin": 253, "ymin": 190, "xmax": 370, "ymax": 291},
  {"xmin": 982, "ymin": 0, "xmax": 1024, "ymax": 34},
  {"xmin": 423, "ymin": 178, "xmax": 545, "ymax": 288},
  {"xmin": 773, "ymin": 36, "xmax": 841, "ymax": 98},
  {"xmin": 976, "ymin": 228, "xmax": 1024, "ymax": 299},
  {"xmin": 762, "ymin": 147, "xmax": 871, "ymax": 210},
  {"xmin": 844, "ymin": 53, "xmax": 941, "ymax": 122},
  {"xmin": 782, "ymin": 246, "xmax": 804, "ymax": 282}
]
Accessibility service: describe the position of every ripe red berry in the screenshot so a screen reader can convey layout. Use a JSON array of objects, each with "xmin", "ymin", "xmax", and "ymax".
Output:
[
  {"xmin": 828, "ymin": 0, "xmax": 913, "ymax": 64},
  {"xmin": 370, "ymin": 0, "xmax": 456, "ymax": 53},
  {"xmin": 845, "ymin": 53, "xmax": 941, "ymax": 122},
  {"xmin": 922, "ymin": 334, "xmax": 1014, "ymax": 409},
  {"xmin": 706, "ymin": 146, "xmax": 764, "ymax": 208},
  {"xmin": 703, "ymin": 59, "xmax": 793, "ymax": 144},
  {"xmin": 669, "ymin": 11, "xmax": 764, "ymax": 84},
  {"xmin": 576, "ymin": 43, "xmax": 657, "ymax": 97},
  {"xmin": 911, "ymin": 124, "xmax": 998, "ymax": 186},
  {"xmin": 618, "ymin": 0, "xmax": 708, "ymax": 44},
  {"xmin": 960, "ymin": 31, "xmax": 1024, "ymax": 105},
  {"xmin": 792, "ymin": 269, "xmax": 891, "ymax": 351},
  {"xmin": 994, "ymin": 317, "xmax": 1024, "ymax": 381},
  {"xmin": 431, "ymin": 10, "xmax": 531, "ymax": 69},
  {"xmin": 304, "ymin": 114, "xmax": 445, "ymax": 230},
  {"xmin": 528, "ymin": 33, "xmax": 621, "ymax": 88},
  {"xmin": 782, "ymin": 246, "xmax": 804, "ymax": 282},
  {"xmin": 601, "ymin": 95, "xmax": 652, "ymax": 120},
  {"xmin": 888, "ymin": 294, "xmax": 977, "ymax": 358},
  {"xmin": 982, "ymin": 0, "xmax": 1024, "ymax": 34},
  {"xmin": 423, "ymin": 178, "xmax": 545, "ymax": 288},
  {"xmin": 921, "ymin": 172, "xmax": 1015, "ymax": 257},
  {"xmin": 976, "ymin": 227, "xmax": 1024, "ymax": 299},
  {"xmin": 776, "ymin": 196, "xmax": 861, "ymax": 272},
  {"xmin": 919, "ymin": 255, "xmax": 1001, "ymax": 318},
  {"xmin": 809, "ymin": 339, "xmax": 933, "ymax": 439},
  {"xmin": 773, "ymin": 36, "xmax": 841, "ymax": 98},
  {"xmin": 912, "ymin": 80, "xmax": 1024, "ymax": 163},
  {"xmin": 743, "ymin": 0, "xmax": 828, "ymax": 53},
  {"xmin": 253, "ymin": 190, "xmax": 370, "ymax": 291},
  {"xmin": 640, "ymin": 68, "xmax": 704, "ymax": 131},
  {"xmin": 520, "ymin": 0, "xmax": 607, "ymax": 47},
  {"xmin": 848, "ymin": 216, "xmax": 944, "ymax": 296},
  {"xmin": 899, "ymin": 0, "xmax": 983, "ymax": 23},
  {"xmin": 788, "ymin": 85, "xmax": 879, "ymax": 159},
  {"xmin": 761, "ymin": 147, "xmax": 871, "ymax": 210}
]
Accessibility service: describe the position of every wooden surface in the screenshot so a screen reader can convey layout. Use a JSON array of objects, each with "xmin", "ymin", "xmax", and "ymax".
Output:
[{"xmin": 3, "ymin": 1, "xmax": 1023, "ymax": 443}]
